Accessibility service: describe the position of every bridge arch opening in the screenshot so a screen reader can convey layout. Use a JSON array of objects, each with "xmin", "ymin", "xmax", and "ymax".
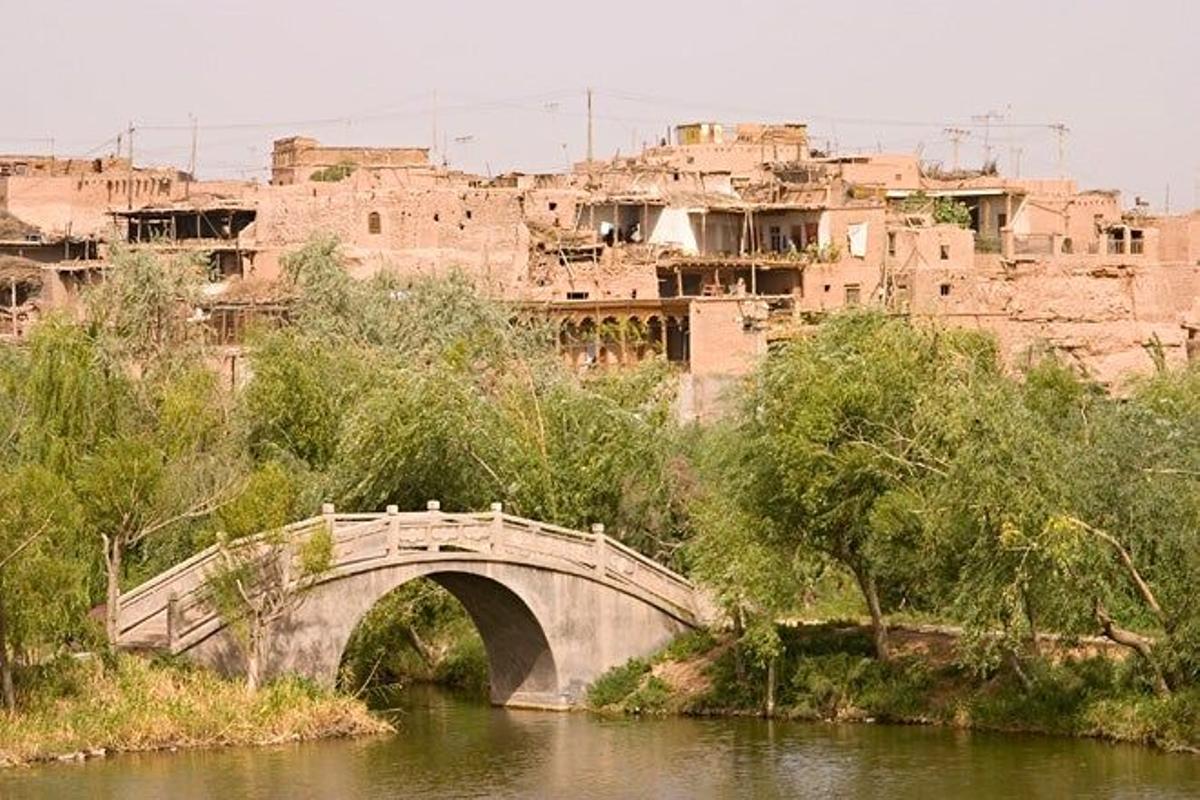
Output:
[{"xmin": 337, "ymin": 571, "xmax": 560, "ymax": 707}]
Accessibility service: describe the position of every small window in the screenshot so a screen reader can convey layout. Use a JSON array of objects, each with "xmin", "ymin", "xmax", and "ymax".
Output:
[
  {"xmin": 548, "ymin": 201, "xmax": 557, "ymax": 211},
  {"xmin": 939, "ymin": 283, "xmax": 951, "ymax": 297},
  {"xmin": 1062, "ymin": 237, "xmax": 1073, "ymax": 254},
  {"xmin": 367, "ymin": 211, "xmax": 381, "ymax": 234},
  {"xmin": 566, "ymin": 291, "xmax": 589, "ymax": 300},
  {"xmin": 433, "ymin": 213, "xmax": 440, "ymax": 222},
  {"xmin": 997, "ymin": 212, "xmax": 1007, "ymax": 229},
  {"xmin": 887, "ymin": 231, "xmax": 896, "ymax": 257},
  {"xmin": 465, "ymin": 209, "xmax": 473, "ymax": 220},
  {"xmin": 939, "ymin": 244, "xmax": 950, "ymax": 260},
  {"xmin": 823, "ymin": 284, "xmax": 831, "ymax": 293},
  {"xmin": 844, "ymin": 284, "xmax": 861, "ymax": 306}
]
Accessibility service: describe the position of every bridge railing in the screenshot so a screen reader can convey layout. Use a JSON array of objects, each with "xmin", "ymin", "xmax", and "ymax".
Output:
[{"xmin": 116, "ymin": 505, "xmax": 697, "ymax": 650}]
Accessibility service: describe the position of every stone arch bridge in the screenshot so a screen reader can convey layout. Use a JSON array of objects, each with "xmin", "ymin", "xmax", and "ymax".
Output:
[{"xmin": 116, "ymin": 504, "xmax": 702, "ymax": 708}]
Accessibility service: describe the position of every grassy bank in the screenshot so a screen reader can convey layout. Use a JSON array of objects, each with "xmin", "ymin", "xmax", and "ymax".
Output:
[
  {"xmin": 588, "ymin": 626, "xmax": 1200, "ymax": 754},
  {"xmin": 0, "ymin": 655, "xmax": 390, "ymax": 768}
]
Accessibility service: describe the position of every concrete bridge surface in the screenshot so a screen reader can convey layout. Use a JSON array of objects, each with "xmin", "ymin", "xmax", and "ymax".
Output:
[{"xmin": 115, "ymin": 503, "xmax": 702, "ymax": 708}]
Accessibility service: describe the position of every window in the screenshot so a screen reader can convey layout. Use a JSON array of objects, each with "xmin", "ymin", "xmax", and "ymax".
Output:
[
  {"xmin": 465, "ymin": 209, "xmax": 473, "ymax": 220},
  {"xmin": 548, "ymin": 201, "xmax": 557, "ymax": 211},
  {"xmin": 887, "ymin": 231, "xmax": 897, "ymax": 257},
  {"xmin": 1062, "ymin": 237, "xmax": 1073, "ymax": 254},
  {"xmin": 566, "ymin": 291, "xmax": 589, "ymax": 300},
  {"xmin": 433, "ymin": 213, "xmax": 440, "ymax": 222},
  {"xmin": 823, "ymin": 284, "xmax": 831, "ymax": 293},
  {"xmin": 939, "ymin": 244, "xmax": 950, "ymax": 260},
  {"xmin": 769, "ymin": 225, "xmax": 783, "ymax": 252},
  {"xmin": 367, "ymin": 211, "xmax": 381, "ymax": 234},
  {"xmin": 844, "ymin": 283, "xmax": 861, "ymax": 306},
  {"xmin": 997, "ymin": 212, "xmax": 1007, "ymax": 230},
  {"xmin": 939, "ymin": 283, "xmax": 951, "ymax": 297}
]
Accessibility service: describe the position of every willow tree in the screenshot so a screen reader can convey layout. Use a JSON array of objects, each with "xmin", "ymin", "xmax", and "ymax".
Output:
[
  {"xmin": 736, "ymin": 313, "xmax": 997, "ymax": 660},
  {"xmin": 206, "ymin": 462, "xmax": 331, "ymax": 693},
  {"xmin": 244, "ymin": 236, "xmax": 693, "ymax": 562},
  {"xmin": 0, "ymin": 466, "xmax": 87, "ymax": 709}
]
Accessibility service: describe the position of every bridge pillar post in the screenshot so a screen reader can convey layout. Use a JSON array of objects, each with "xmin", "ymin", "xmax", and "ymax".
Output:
[
  {"xmin": 591, "ymin": 523, "xmax": 606, "ymax": 577},
  {"xmin": 426, "ymin": 500, "xmax": 441, "ymax": 552},
  {"xmin": 386, "ymin": 504, "xmax": 400, "ymax": 556},
  {"xmin": 490, "ymin": 502, "xmax": 504, "ymax": 552}
]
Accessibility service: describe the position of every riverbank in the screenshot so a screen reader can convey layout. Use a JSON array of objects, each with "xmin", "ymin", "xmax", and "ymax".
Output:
[
  {"xmin": 0, "ymin": 655, "xmax": 390, "ymax": 768},
  {"xmin": 587, "ymin": 625, "xmax": 1200, "ymax": 754}
]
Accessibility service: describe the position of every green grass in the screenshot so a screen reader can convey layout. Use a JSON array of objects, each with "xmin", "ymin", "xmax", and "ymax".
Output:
[
  {"xmin": 0, "ymin": 654, "xmax": 390, "ymax": 767},
  {"xmin": 587, "ymin": 658, "xmax": 651, "ymax": 709},
  {"xmin": 596, "ymin": 625, "xmax": 1200, "ymax": 753}
]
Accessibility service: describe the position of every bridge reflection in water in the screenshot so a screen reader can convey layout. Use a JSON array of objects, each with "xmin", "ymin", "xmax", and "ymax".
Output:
[{"xmin": 116, "ymin": 503, "xmax": 702, "ymax": 707}]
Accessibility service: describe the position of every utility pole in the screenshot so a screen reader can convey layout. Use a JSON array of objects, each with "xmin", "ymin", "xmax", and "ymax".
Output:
[
  {"xmin": 944, "ymin": 127, "xmax": 970, "ymax": 171},
  {"xmin": 187, "ymin": 114, "xmax": 198, "ymax": 198},
  {"xmin": 126, "ymin": 121, "xmax": 135, "ymax": 210},
  {"xmin": 586, "ymin": 87, "xmax": 594, "ymax": 166},
  {"xmin": 1050, "ymin": 123, "xmax": 1069, "ymax": 178}
]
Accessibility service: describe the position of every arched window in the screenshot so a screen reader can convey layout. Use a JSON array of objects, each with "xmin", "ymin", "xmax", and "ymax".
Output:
[{"xmin": 367, "ymin": 211, "xmax": 381, "ymax": 234}]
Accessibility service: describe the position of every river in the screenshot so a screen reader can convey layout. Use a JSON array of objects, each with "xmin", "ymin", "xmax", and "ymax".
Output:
[{"xmin": 2, "ymin": 686, "xmax": 1197, "ymax": 798}]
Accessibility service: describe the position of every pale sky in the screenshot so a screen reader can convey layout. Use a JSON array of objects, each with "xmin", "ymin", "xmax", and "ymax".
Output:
[{"xmin": 6, "ymin": 0, "xmax": 1198, "ymax": 211}]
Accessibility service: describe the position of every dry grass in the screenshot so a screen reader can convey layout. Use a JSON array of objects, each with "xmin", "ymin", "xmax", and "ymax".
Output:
[{"xmin": 0, "ymin": 655, "xmax": 391, "ymax": 767}]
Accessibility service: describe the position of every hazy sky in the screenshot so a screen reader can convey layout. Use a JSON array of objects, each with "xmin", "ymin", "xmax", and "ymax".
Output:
[{"xmin": 6, "ymin": 1, "xmax": 1197, "ymax": 210}]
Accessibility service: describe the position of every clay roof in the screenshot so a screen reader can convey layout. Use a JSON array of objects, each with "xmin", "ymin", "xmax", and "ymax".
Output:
[{"xmin": 0, "ymin": 255, "xmax": 44, "ymax": 285}]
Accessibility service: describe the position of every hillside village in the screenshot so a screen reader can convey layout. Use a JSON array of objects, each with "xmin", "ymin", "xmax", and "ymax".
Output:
[{"xmin": 3, "ymin": 121, "xmax": 1198, "ymax": 417}]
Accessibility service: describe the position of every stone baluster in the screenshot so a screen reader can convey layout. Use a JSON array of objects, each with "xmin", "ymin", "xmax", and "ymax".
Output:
[
  {"xmin": 386, "ymin": 504, "xmax": 400, "ymax": 556},
  {"xmin": 490, "ymin": 502, "xmax": 504, "ymax": 553},
  {"xmin": 321, "ymin": 502, "xmax": 336, "ymax": 538},
  {"xmin": 166, "ymin": 591, "xmax": 180, "ymax": 652}
]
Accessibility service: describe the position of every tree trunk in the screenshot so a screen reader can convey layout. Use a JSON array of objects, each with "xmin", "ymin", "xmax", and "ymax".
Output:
[
  {"xmin": 1095, "ymin": 600, "xmax": 1170, "ymax": 697},
  {"xmin": 1022, "ymin": 587, "xmax": 1042, "ymax": 658},
  {"xmin": 765, "ymin": 656, "xmax": 777, "ymax": 719},
  {"xmin": 851, "ymin": 563, "xmax": 890, "ymax": 660},
  {"xmin": 405, "ymin": 624, "xmax": 437, "ymax": 669},
  {"xmin": 103, "ymin": 534, "xmax": 123, "ymax": 646},
  {"xmin": 0, "ymin": 587, "xmax": 13, "ymax": 711},
  {"xmin": 733, "ymin": 605, "xmax": 746, "ymax": 682},
  {"xmin": 245, "ymin": 624, "xmax": 262, "ymax": 695}
]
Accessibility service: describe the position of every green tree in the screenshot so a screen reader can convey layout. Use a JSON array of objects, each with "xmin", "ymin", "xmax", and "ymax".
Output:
[
  {"xmin": 0, "ymin": 465, "xmax": 87, "ymax": 709},
  {"xmin": 206, "ymin": 462, "xmax": 331, "ymax": 692},
  {"xmin": 736, "ymin": 312, "xmax": 996, "ymax": 659}
]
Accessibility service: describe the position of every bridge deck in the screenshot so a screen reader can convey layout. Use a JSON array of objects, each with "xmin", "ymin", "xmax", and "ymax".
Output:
[{"xmin": 116, "ymin": 508, "xmax": 699, "ymax": 654}]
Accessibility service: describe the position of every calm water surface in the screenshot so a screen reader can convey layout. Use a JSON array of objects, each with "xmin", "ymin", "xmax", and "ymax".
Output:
[{"xmin": 2, "ymin": 686, "xmax": 1197, "ymax": 799}]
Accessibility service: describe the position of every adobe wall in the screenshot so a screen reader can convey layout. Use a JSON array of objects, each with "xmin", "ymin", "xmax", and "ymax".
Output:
[{"xmin": 251, "ymin": 182, "xmax": 531, "ymax": 293}]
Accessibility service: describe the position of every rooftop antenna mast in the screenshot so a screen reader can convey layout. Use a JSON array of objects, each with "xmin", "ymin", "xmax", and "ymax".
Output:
[
  {"xmin": 944, "ymin": 127, "xmax": 970, "ymax": 171},
  {"xmin": 431, "ymin": 89, "xmax": 438, "ymax": 165},
  {"xmin": 586, "ymin": 87, "xmax": 594, "ymax": 166},
  {"xmin": 1049, "ymin": 123, "xmax": 1069, "ymax": 178},
  {"xmin": 187, "ymin": 114, "xmax": 197, "ymax": 197},
  {"xmin": 971, "ymin": 107, "xmax": 1007, "ymax": 166}
]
